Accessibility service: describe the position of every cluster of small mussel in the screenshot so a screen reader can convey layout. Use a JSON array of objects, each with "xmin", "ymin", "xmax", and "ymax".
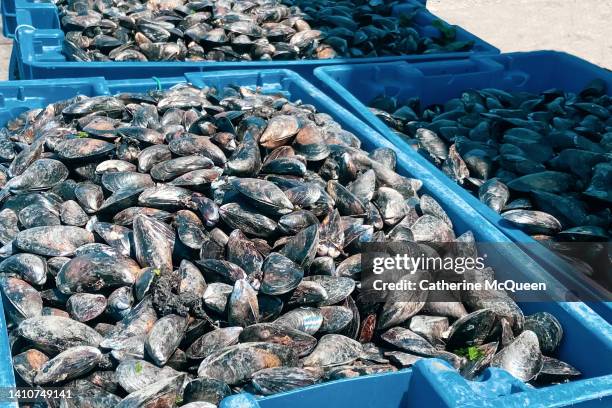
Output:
[
  {"xmin": 370, "ymin": 79, "xmax": 612, "ymax": 288},
  {"xmin": 58, "ymin": 0, "xmax": 473, "ymax": 62},
  {"xmin": 0, "ymin": 83, "xmax": 579, "ymax": 407}
]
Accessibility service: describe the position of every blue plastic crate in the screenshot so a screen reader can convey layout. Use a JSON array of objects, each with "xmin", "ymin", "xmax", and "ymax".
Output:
[
  {"xmin": 221, "ymin": 359, "xmax": 612, "ymax": 408},
  {"xmin": 1, "ymin": 0, "xmax": 16, "ymax": 39},
  {"xmin": 6, "ymin": 0, "xmax": 498, "ymax": 80},
  {"xmin": 2, "ymin": 0, "xmax": 59, "ymax": 39},
  {"xmin": 314, "ymin": 51, "xmax": 612, "ymax": 322},
  {"xmin": 0, "ymin": 70, "xmax": 610, "ymax": 407}
]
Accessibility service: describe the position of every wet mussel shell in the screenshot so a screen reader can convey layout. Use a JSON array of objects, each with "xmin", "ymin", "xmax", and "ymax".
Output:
[
  {"xmin": 490, "ymin": 331, "xmax": 543, "ymax": 382},
  {"xmin": 239, "ymin": 323, "xmax": 317, "ymax": 357},
  {"xmin": 523, "ymin": 312, "xmax": 563, "ymax": 355},
  {"xmin": 186, "ymin": 326, "xmax": 243, "ymax": 360},
  {"xmin": 252, "ymin": 367, "xmax": 320, "ymax": 395},
  {"xmin": 197, "ymin": 342, "xmax": 298, "ymax": 385}
]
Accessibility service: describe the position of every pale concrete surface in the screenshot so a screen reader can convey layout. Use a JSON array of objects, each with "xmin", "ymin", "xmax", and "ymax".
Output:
[
  {"xmin": 0, "ymin": 1, "xmax": 610, "ymax": 80},
  {"xmin": 0, "ymin": 19, "xmax": 11, "ymax": 80},
  {"xmin": 0, "ymin": 44, "xmax": 10, "ymax": 80},
  {"xmin": 429, "ymin": 0, "xmax": 612, "ymax": 70}
]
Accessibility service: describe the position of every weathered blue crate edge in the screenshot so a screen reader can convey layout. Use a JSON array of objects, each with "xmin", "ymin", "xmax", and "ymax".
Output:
[
  {"xmin": 220, "ymin": 360, "xmax": 612, "ymax": 408},
  {"xmin": 8, "ymin": 0, "xmax": 499, "ymax": 79},
  {"xmin": 313, "ymin": 50, "xmax": 612, "ymax": 321},
  {"xmin": 0, "ymin": 70, "xmax": 610, "ymax": 407}
]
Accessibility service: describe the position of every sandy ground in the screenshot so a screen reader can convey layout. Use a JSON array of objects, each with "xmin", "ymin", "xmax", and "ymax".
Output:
[
  {"xmin": 0, "ymin": 20, "xmax": 11, "ymax": 80},
  {"xmin": 428, "ymin": 0, "xmax": 612, "ymax": 69},
  {"xmin": 0, "ymin": 1, "xmax": 610, "ymax": 79}
]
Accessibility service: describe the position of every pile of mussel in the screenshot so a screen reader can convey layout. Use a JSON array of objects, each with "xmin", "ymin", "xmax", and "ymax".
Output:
[
  {"xmin": 0, "ymin": 83, "xmax": 578, "ymax": 407},
  {"xmin": 58, "ymin": 0, "xmax": 473, "ymax": 62},
  {"xmin": 370, "ymin": 79, "xmax": 612, "ymax": 288}
]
